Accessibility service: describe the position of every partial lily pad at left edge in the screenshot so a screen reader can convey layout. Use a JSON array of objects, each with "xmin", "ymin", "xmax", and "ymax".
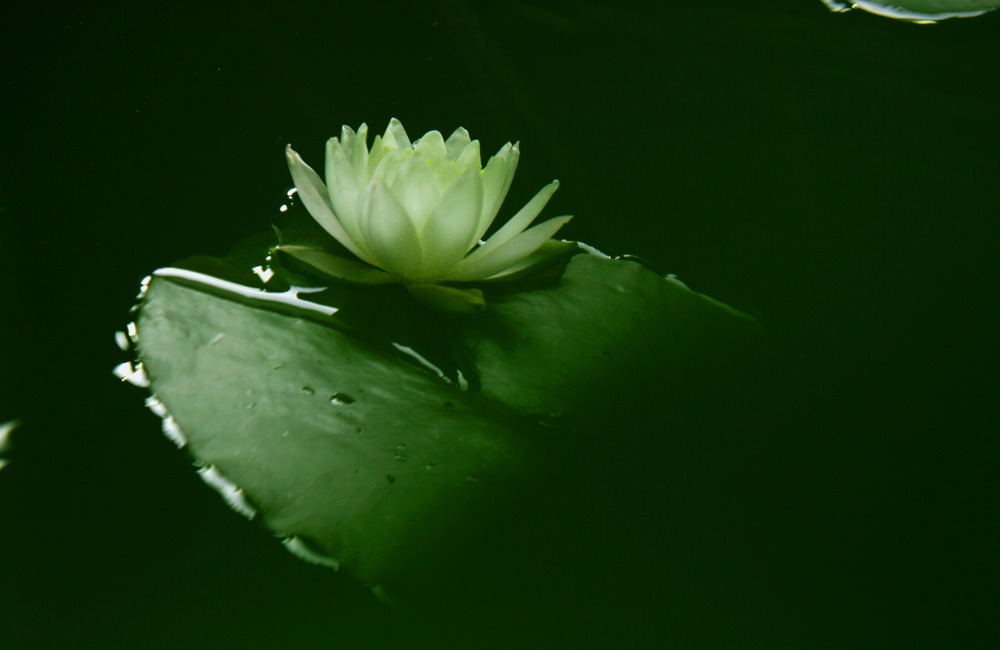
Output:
[{"xmin": 135, "ymin": 270, "xmax": 546, "ymax": 595}]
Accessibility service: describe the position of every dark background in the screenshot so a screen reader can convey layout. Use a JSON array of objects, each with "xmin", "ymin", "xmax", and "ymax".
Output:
[{"xmin": 2, "ymin": 1, "xmax": 997, "ymax": 648}]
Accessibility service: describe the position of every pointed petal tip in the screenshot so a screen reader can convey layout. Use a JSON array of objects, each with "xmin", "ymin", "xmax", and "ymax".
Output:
[{"xmin": 542, "ymin": 214, "xmax": 573, "ymax": 231}]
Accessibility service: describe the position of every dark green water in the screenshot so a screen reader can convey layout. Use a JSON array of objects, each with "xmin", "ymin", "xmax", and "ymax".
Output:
[{"xmin": 2, "ymin": 2, "xmax": 997, "ymax": 648}]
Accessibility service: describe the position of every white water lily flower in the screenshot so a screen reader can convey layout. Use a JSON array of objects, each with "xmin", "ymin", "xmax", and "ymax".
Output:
[{"xmin": 281, "ymin": 119, "xmax": 574, "ymax": 312}]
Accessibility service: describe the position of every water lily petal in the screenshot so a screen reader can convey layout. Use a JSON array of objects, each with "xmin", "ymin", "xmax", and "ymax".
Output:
[
  {"xmin": 478, "ymin": 239, "xmax": 579, "ymax": 282},
  {"xmin": 455, "ymin": 139, "xmax": 481, "ymax": 173},
  {"xmin": 420, "ymin": 168, "xmax": 484, "ymax": 279},
  {"xmin": 476, "ymin": 142, "xmax": 519, "ymax": 242},
  {"xmin": 367, "ymin": 134, "xmax": 389, "ymax": 178},
  {"xmin": 286, "ymin": 145, "xmax": 374, "ymax": 265},
  {"xmin": 444, "ymin": 127, "xmax": 471, "ymax": 160},
  {"xmin": 384, "ymin": 117, "xmax": 411, "ymax": 150},
  {"xmin": 444, "ymin": 215, "xmax": 572, "ymax": 282},
  {"xmin": 343, "ymin": 123, "xmax": 370, "ymax": 188},
  {"xmin": 392, "ymin": 152, "xmax": 440, "ymax": 228},
  {"xmin": 414, "ymin": 130, "xmax": 447, "ymax": 163},
  {"xmin": 463, "ymin": 180, "xmax": 559, "ymax": 266},
  {"xmin": 370, "ymin": 147, "xmax": 408, "ymax": 186},
  {"xmin": 276, "ymin": 245, "xmax": 398, "ymax": 284},
  {"xmin": 325, "ymin": 138, "xmax": 366, "ymax": 246},
  {"xmin": 361, "ymin": 180, "xmax": 425, "ymax": 279},
  {"xmin": 338, "ymin": 124, "xmax": 359, "ymax": 156}
]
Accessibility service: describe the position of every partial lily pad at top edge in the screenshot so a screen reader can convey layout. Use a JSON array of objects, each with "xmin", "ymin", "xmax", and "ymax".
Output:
[
  {"xmin": 136, "ymin": 271, "xmax": 547, "ymax": 595},
  {"xmin": 842, "ymin": 0, "xmax": 1000, "ymax": 21}
]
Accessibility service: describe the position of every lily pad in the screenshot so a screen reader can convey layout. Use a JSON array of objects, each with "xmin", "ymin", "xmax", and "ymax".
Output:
[
  {"xmin": 136, "ymin": 271, "xmax": 545, "ymax": 594},
  {"xmin": 460, "ymin": 254, "xmax": 765, "ymax": 424},
  {"xmin": 825, "ymin": 0, "xmax": 999, "ymax": 20},
  {"xmin": 132, "ymin": 247, "xmax": 763, "ymax": 597}
]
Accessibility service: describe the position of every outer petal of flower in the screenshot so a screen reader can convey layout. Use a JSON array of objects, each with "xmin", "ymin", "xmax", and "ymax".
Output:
[
  {"xmin": 338, "ymin": 124, "xmax": 359, "ymax": 157},
  {"xmin": 444, "ymin": 127, "xmax": 471, "ymax": 159},
  {"xmin": 444, "ymin": 215, "xmax": 572, "ymax": 282},
  {"xmin": 476, "ymin": 142, "xmax": 519, "ymax": 242},
  {"xmin": 466, "ymin": 180, "xmax": 559, "ymax": 265},
  {"xmin": 276, "ymin": 245, "xmax": 398, "ymax": 284},
  {"xmin": 455, "ymin": 139, "xmax": 481, "ymax": 173},
  {"xmin": 384, "ymin": 118, "xmax": 411, "ymax": 150},
  {"xmin": 286, "ymin": 145, "xmax": 374, "ymax": 265},
  {"xmin": 343, "ymin": 123, "xmax": 370, "ymax": 188},
  {"xmin": 367, "ymin": 134, "xmax": 389, "ymax": 177},
  {"xmin": 325, "ymin": 139, "xmax": 365, "ymax": 245},
  {"xmin": 478, "ymin": 239, "xmax": 579, "ymax": 282},
  {"xmin": 414, "ymin": 130, "xmax": 447, "ymax": 163},
  {"xmin": 361, "ymin": 180, "xmax": 425, "ymax": 279},
  {"xmin": 420, "ymin": 168, "xmax": 484, "ymax": 279}
]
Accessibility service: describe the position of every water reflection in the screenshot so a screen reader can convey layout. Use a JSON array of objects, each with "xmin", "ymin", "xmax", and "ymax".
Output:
[
  {"xmin": 821, "ymin": 0, "xmax": 998, "ymax": 21},
  {"xmin": 282, "ymin": 535, "xmax": 341, "ymax": 569},
  {"xmin": 153, "ymin": 267, "xmax": 338, "ymax": 317},
  {"xmin": 197, "ymin": 464, "xmax": 257, "ymax": 519},
  {"xmin": 113, "ymin": 360, "xmax": 150, "ymax": 387},
  {"xmin": 391, "ymin": 342, "xmax": 451, "ymax": 384}
]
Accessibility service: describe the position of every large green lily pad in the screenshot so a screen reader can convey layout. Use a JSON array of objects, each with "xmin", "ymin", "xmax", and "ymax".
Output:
[
  {"xmin": 137, "ymin": 273, "xmax": 543, "ymax": 592},
  {"xmin": 133, "ymin": 248, "xmax": 762, "ymax": 596}
]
